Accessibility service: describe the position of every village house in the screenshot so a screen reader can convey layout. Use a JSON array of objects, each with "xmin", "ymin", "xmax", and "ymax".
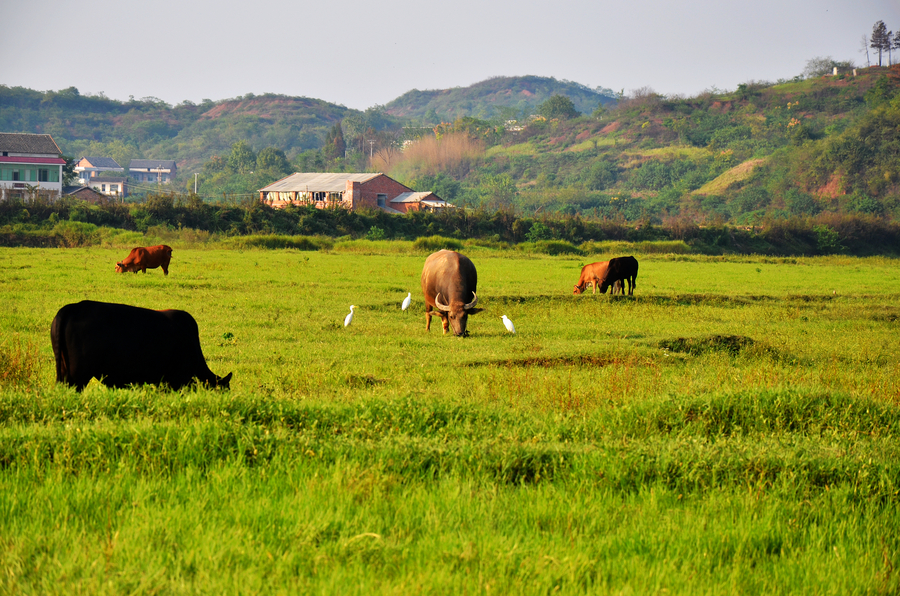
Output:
[
  {"xmin": 0, "ymin": 133, "xmax": 66, "ymax": 200},
  {"xmin": 62, "ymin": 185, "xmax": 107, "ymax": 203},
  {"xmin": 73, "ymin": 156, "xmax": 124, "ymax": 182},
  {"xmin": 86, "ymin": 176, "xmax": 128, "ymax": 199},
  {"xmin": 129, "ymin": 159, "xmax": 177, "ymax": 184},
  {"xmin": 258, "ymin": 172, "xmax": 451, "ymax": 214}
]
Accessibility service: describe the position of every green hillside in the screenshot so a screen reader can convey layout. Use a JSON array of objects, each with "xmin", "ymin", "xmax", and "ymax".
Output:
[
  {"xmin": 0, "ymin": 87, "xmax": 358, "ymax": 173},
  {"xmin": 386, "ymin": 65, "xmax": 900, "ymax": 224},
  {"xmin": 384, "ymin": 75, "xmax": 617, "ymax": 122},
  {"xmin": 3, "ymin": 68, "xmax": 899, "ymax": 226}
]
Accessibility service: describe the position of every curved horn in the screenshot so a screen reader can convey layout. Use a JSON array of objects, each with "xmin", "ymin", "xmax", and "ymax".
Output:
[
  {"xmin": 434, "ymin": 292, "xmax": 451, "ymax": 312},
  {"xmin": 463, "ymin": 292, "xmax": 478, "ymax": 310}
]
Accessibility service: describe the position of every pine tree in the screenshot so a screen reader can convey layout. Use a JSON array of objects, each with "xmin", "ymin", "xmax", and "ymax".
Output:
[
  {"xmin": 870, "ymin": 21, "xmax": 890, "ymax": 66},
  {"xmin": 323, "ymin": 122, "xmax": 346, "ymax": 160}
]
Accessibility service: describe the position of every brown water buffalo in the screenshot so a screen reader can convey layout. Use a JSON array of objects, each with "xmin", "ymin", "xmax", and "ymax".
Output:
[
  {"xmin": 115, "ymin": 245, "xmax": 173, "ymax": 275},
  {"xmin": 51, "ymin": 300, "xmax": 232, "ymax": 392},
  {"xmin": 421, "ymin": 250, "xmax": 481, "ymax": 337},
  {"xmin": 599, "ymin": 256, "xmax": 639, "ymax": 295}
]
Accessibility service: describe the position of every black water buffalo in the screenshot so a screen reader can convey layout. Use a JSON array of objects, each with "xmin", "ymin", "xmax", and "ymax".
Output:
[
  {"xmin": 599, "ymin": 256, "xmax": 639, "ymax": 295},
  {"xmin": 50, "ymin": 300, "xmax": 232, "ymax": 391},
  {"xmin": 421, "ymin": 250, "xmax": 481, "ymax": 336}
]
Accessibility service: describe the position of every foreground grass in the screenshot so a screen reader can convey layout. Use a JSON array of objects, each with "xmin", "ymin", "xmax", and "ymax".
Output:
[{"xmin": 1, "ymin": 246, "xmax": 898, "ymax": 593}]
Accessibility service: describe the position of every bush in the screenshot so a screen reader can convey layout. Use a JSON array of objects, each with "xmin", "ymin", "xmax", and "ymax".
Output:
[
  {"xmin": 580, "ymin": 240, "xmax": 691, "ymax": 255},
  {"xmin": 519, "ymin": 240, "xmax": 583, "ymax": 256},
  {"xmin": 221, "ymin": 234, "xmax": 328, "ymax": 250},
  {"xmin": 365, "ymin": 226, "xmax": 386, "ymax": 241},
  {"xmin": 53, "ymin": 221, "xmax": 101, "ymax": 247},
  {"xmin": 412, "ymin": 235, "xmax": 464, "ymax": 252}
]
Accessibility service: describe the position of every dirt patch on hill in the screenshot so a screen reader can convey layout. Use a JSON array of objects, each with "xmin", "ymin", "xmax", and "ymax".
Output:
[{"xmin": 600, "ymin": 122, "xmax": 621, "ymax": 134}]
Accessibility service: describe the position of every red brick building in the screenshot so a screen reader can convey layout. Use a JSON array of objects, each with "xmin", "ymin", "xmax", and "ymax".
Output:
[{"xmin": 258, "ymin": 172, "xmax": 451, "ymax": 214}]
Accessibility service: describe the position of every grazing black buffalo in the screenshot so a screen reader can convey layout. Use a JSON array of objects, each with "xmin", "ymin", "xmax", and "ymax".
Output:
[
  {"xmin": 50, "ymin": 300, "xmax": 232, "ymax": 391},
  {"xmin": 421, "ymin": 250, "xmax": 481, "ymax": 336},
  {"xmin": 599, "ymin": 256, "xmax": 639, "ymax": 296}
]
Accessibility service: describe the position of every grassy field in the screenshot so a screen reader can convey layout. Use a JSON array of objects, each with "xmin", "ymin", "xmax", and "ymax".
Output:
[{"xmin": 1, "ymin": 245, "xmax": 899, "ymax": 594}]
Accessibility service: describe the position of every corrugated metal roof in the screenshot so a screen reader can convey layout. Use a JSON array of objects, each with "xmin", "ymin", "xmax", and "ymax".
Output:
[
  {"xmin": 390, "ymin": 192, "xmax": 435, "ymax": 203},
  {"xmin": 259, "ymin": 172, "xmax": 382, "ymax": 193},
  {"xmin": 80, "ymin": 156, "xmax": 122, "ymax": 169},
  {"xmin": 0, "ymin": 133, "xmax": 61, "ymax": 155},
  {"xmin": 130, "ymin": 159, "xmax": 176, "ymax": 169}
]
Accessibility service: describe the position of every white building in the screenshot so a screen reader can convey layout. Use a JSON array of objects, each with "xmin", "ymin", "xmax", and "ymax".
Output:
[{"xmin": 0, "ymin": 133, "xmax": 65, "ymax": 200}]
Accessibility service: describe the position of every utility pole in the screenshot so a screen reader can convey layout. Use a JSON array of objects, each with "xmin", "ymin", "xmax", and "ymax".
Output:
[
  {"xmin": 367, "ymin": 140, "xmax": 375, "ymax": 159},
  {"xmin": 194, "ymin": 173, "xmax": 199, "ymax": 194}
]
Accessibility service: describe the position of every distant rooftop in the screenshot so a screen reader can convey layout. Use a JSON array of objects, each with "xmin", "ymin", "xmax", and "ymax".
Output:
[
  {"xmin": 130, "ymin": 159, "xmax": 176, "ymax": 169},
  {"xmin": 259, "ymin": 172, "xmax": 382, "ymax": 193},
  {"xmin": 79, "ymin": 156, "xmax": 122, "ymax": 169},
  {"xmin": 0, "ymin": 133, "xmax": 62, "ymax": 155}
]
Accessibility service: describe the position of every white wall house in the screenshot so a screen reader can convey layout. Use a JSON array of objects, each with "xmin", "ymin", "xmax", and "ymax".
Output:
[
  {"xmin": 73, "ymin": 156, "xmax": 124, "ymax": 183},
  {"xmin": 129, "ymin": 159, "xmax": 177, "ymax": 184},
  {"xmin": 0, "ymin": 133, "xmax": 65, "ymax": 200}
]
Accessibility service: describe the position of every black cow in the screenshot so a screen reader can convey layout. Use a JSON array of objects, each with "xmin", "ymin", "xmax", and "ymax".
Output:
[
  {"xmin": 51, "ymin": 300, "xmax": 232, "ymax": 391},
  {"xmin": 599, "ymin": 256, "xmax": 639, "ymax": 296}
]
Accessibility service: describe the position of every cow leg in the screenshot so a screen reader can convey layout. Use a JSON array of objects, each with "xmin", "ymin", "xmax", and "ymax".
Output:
[
  {"xmin": 425, "ymin": 305, "xmax": 433, "ymax": 331},
  {"xmin": 440, "ymin": 314, "xmax": 450, "ymax": 335},
  {"xmin": 162, "ymin": 265, "xmax": 169, "ymax": 275}
]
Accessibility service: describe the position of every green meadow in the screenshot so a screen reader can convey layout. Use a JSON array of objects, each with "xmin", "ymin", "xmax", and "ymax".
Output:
[{"xmin": 1, "ymin": 244, "xmax": 899, "ymax": 594}]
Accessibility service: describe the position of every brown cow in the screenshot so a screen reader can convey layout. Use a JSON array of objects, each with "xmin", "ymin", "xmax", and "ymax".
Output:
[
  {"xmin": 421, "ymin": 250, "xmax": 481, "ymax": 337},
  {"xmin": 574, "ymin": 261, "xmax": 619, "ymax": 294},
  {"xmin": 599, "ymin": 256, "xmax": 639, "ymax": 296},
  {"xmin": 115, "ymin": 245, "xmax": 173, "ymax": 275}
]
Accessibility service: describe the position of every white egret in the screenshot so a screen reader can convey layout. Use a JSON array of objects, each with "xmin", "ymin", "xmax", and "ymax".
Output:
[
  {"xmin": 501, "ymin": 315, "xmax": 516, "ymax": 334},
  {"xmin": 401, "ymin": 293, "xmax": 411, "ymax": 311},
  {"xmin": 344, "ymin": 305, "xmax": 355, "ymax": 327}
]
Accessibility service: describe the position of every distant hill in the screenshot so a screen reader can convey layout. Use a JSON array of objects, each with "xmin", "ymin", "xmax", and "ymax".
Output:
[
  {"xmin": 383, "ymin": 65, "xmax": 900, "ymax": 224},
  {"xmin": 0, "ymin": 86, "xmax": 357, "ymax": 173},
  {"xmin": 384, "ymin": 76, "xmax": 617, "ymax": 122}
]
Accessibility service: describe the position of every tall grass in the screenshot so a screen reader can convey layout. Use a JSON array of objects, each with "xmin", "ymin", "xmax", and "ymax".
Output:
[
  {"xmin": 381, "ymin": 132, "xmax": 485, "ymax": 179},
  {"xmin": 0, "ymin": 335, "xmax": 42, "ymax": 389}
]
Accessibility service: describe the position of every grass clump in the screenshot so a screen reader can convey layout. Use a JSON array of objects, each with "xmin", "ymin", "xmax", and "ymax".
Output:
[
  {"xmin": 660, "ymin": 334, "xmax": 757, "ymax": 356},
  {"xmin": 0, "ymin": 336, "xmax": 43, "ymax": 389},
  {"xmin": 221, "ymin": 234, "xmax": 330, "ymax": 250},
  {"xmin": 518, "ymin": 240, "xmax": 583, "ymax": 256},
  {"xmin": 412, "ymin": 235, "xmax": 464, "ymax": 252}
]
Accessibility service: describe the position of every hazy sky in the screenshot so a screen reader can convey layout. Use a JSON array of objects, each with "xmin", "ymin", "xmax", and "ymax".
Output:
[{"xmin": 4, "ymin": 0, "xmax": 899, "ymax": 110}]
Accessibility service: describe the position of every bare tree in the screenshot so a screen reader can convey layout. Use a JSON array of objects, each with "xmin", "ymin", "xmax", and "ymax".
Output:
[{"xmin": 860, "ymin": 34, "xmax": 871, "ymax": 67}]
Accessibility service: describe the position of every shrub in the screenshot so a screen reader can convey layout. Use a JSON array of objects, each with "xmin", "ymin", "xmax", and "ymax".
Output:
[
  {"xmin": 53, "ymin": 221, "xmax": 101, "ymax": 247},
  {"xmin": 519, "ymin": 240, "xmax": 583, "ymax": 256},
  {"xmin": 525, "ymin": 222, "xmax": 555, "ymax": 242},
  {"xmin": 365, "ymin": 226, "xmax": 386, "ymax": 241},
  {"xmin": 221, "ymin": 234, "xmax": 327, "ymax": 250},
  {"xmin": 412, "ymin": 235, "xmax": 464, "ymax": 252}
]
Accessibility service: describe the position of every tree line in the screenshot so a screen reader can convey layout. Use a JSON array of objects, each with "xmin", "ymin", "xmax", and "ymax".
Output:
[
  {"xmin": 2, "ymin": 192, "xmax": 899, "ymax": 257},
  {"xmin": 867, "ymin": 20, "xmax": 900, "ymax": 67}
]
